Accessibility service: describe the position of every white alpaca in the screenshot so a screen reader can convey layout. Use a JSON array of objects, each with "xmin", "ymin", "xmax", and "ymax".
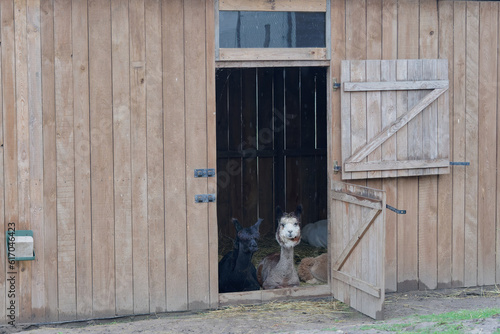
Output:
[{"xmin": 257, "ymin": 206, "xmax": 302, "ymax": 290}]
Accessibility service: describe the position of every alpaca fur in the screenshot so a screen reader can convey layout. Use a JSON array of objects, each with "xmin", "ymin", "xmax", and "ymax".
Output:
[
  {"xmin": 298, "ymin": 253, "xmax": 328, "ymax": 284},
  {"xmin": 257, "ymin": 206, "xmax": 302, "ymax": 290},
  {"xmin": 218, "ymin": 218, "xmax": 262, "ymax": 293},
  {"xmin": 301, "ymin": 219, "xmax": 328, "ymax": 248}
]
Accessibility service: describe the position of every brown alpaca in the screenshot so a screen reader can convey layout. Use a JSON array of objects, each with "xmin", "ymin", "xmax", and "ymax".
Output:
[{"xmin": 298, "ymin": 253, "xmax": 328, "ymax": 284}]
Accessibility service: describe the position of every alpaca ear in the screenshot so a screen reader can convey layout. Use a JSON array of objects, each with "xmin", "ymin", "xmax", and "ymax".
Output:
[
  {"xmin": 253, "ymin": 218, "xmax": 263, "ymax": 230},
  {"xmin": 232, "ymin": 218, "xmax": 243, "ymax": 232},
  {"xmin": 295, "ymin": 205, "xmax": 303, "ymax": 222}
]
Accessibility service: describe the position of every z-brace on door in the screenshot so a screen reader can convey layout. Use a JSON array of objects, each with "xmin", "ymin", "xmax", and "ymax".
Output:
[
  {"xmin": 331, "ymin": 181, "xmax": 385, "ymax": 319},
  {"xmin": 340, "ymin": 59, "xmax": 450, "ymax": 180}
]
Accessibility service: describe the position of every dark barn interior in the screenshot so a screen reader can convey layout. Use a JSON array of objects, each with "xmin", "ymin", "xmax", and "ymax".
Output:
[{"xmin": 216, "ymin": 67, "xmax": 328, "ymax": 265}]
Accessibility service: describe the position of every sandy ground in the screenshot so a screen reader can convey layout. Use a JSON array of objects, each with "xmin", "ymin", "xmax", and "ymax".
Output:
[{"xmin": 2, "ymin": 286, "xmax": 499, "ymax": 334}]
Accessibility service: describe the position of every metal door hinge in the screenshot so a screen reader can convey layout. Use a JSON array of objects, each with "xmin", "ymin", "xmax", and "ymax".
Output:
[
  {"xmin": 195, "ymin": 194, "xmax": 216, "ymax": 203},
  {"xmin": 333, "ymin": 160, "xmax": 341, "ymax": 174},
  {"xmin": 333, "ymin": 78, "xmax": 341, "ymax": 91},
  {"xmin": 194, "ymin": 168, "xmax": 215, "ymax": 178}
]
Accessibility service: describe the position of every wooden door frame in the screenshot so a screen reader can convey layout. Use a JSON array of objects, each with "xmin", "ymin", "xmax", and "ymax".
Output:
[{"xmin": 215, "ymin": 62, "xmax": 334, "ymax": 306}]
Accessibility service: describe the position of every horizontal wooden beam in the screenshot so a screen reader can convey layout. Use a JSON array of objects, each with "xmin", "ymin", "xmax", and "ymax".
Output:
[
  {"xmin": 343, "ymin": 80, "xmax": 449, "ymax": 92},
  {"xmin": 345, "ymin": 159, "xmax": 450, "ymax": 172},
  {"xmin": 331, "ymin": 191, "xmax": 382, "ymax": 211},
  {"xmin": 219, "ymin": 0, "xmax": 327, "ymax": 12},
  {"xmin": 216, "ymin": 60, "xmax": 331, "ymax": 68},
  {"xmin": 332, "ymin": 270, "xmax": 381, "ymax": 298},
  {"xmin": 218, "ymin": 48, "xmax": 328, "ymax": 61}
]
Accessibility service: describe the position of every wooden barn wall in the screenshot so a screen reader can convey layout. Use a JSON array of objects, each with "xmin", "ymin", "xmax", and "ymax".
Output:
[
  {"xmin": 0, "ymin": 0, "xmax": 499, "ymax": 325},
  {"xmin": 0, "ymin": 0, "xmax": 217, "ymax": 324},
  {"xmin": 330, "ymin": 0, "xmax": 499, "ymax": 293}
]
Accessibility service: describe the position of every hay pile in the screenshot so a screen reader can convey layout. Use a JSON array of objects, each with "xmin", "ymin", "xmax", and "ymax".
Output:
[{"xmin": 204, "ymin": 298, "xmax": 348, "ymax": 318}]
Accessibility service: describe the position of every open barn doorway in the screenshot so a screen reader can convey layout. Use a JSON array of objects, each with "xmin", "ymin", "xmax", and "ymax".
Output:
[{"xmin": 216, "ymin": 67, "xmax": 328, "ymax": 293}]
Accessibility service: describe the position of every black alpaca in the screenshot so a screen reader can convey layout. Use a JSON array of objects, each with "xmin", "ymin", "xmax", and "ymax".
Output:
[{"xmin": 218, "ymin": 218, "xmax": 262, "ymax": 293}]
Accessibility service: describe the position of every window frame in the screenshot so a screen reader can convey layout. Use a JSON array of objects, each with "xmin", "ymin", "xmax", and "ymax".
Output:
[{"xmin": 215, "ymin": 0, "xmax": 331, "ymax": 63}]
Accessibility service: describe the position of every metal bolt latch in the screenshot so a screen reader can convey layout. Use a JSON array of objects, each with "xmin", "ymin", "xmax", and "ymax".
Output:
[
  {"xmin": 195, "ymin": 194, "xmax": 216, "ymax": 203},
  {"xmin": 194, "ymin": 168, "xmax": 216, "ymax": 178}
]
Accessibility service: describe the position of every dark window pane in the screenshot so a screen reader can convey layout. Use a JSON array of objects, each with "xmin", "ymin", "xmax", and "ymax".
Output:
[{"xmin": 219, "ymin": 11, "xmax": 325, "ymax": 48}]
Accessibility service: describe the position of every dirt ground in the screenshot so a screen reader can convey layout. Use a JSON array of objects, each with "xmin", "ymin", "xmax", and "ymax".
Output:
[{"xmin": 3, "ymin": 286, "xmax": 499, "ymax": 334}]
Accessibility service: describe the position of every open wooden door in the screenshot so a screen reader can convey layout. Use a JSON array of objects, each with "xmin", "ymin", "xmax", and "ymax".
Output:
[{"xmin": 330, "ymin": 181, "xmax": 385, "ymax": 319}]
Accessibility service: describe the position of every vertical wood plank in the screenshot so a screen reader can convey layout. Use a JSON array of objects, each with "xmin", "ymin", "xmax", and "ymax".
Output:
[
  {"xmin": 257, "ymin": 68, "xmax": 275, "ymax": 236},
  {"xmin": 437, "ymin": 0, "xmax": 453, "ymax": 289},
  {"xmin": 367, "ymin": 0, "xmax": 382, "ymax": 60},
  {"xmin": 350, "ymin": 61, "xmax": 367, "ymax": 180},
  {"xmin": 88, "ymin": 0, "xmax": 115, "ymax": 316},
  {"xmin": 216, "ymin": 69, "xmax": 231, "ymax": 237},
  {"xmin": 184, "ymin": 0, "xmax": 210, "ymax": 310},
  {"xmin": 111, "ymin": 0, "xmax": 133, "ymax": 315},
  {"xmin": 205, "ymin": 0, "xmax": 218, "ymax": 308},
  {"xmin": 0, "ymin": 0, "xmax": 4, "ymax": 321},
  {"xmin": 382, "ymin": 0, "xmax": 397, "ymax": 60},
  {"xmin": 300, "ymin": 67, "xmax": 318, "ymax": 223},
  {"xmin": 382, "ymin": 0, "xmax": 398, "ymax": 292},
  {"xmin": 419, "ymin": 0, "xmax": 439, "ymax": 290},
  {"xmin": 40, "ymin": 0, "xmax": 58, "ymax": 320},
  {"xmin": 396, "ymin": 0, "xmax": 419, "ymax": 291},
  {"xmin": 163, "ymin": 0, "xmax": 188, "ymax": 312},
  {"xmin": 464, "ymin": 1, "xmax": 479, "ymax": 287},
  {"xmin": 2, "ymin": 0, "xmax": 19, "ymax": 319},
  {"xmin": 146, "ymin": 0, "xmax": 166, "ymax": 313},
  {"xmin": 274, "ymin": 69, "xmax": 285, "ymax": 208},
  {"xmin": 72, "ymin": 0, "xmax": 92, "ymax": 319},
  {"xmin": 346, "ymin": 0, "xmax": 367, "ymax": 61},
  {"xmin": 15, "ymin": 0, "xmax": 33, "ymax": 321},
  {"xmin": 345, "ymin": 0, "xmax": 367, "ymax": 183},
  {"xmin": 331, "ymin": 0, "xmax": 346, "ymax": 186},
  {"xmin": 285, "ymin": 68, "xmax": 300, "ymax": 211},
  {"xmin": 477, "ymin": 1, "xmax": 497, "ymax": 286},
  {"xmin": 452, "ymin": 1, "xmax": 466, "ymax": 287},
  {"xmin": 241, "ymin": 69, "xmax": 258, "ymax": 224},
  {"xmin": 54, "ymin": 0, "xmax": 76, "ymax": 319},
  {"xmin": 129, "ymin": 0, "xmax": 149, "ymax": 314},
  {"xmin": 407, "ymin": 60, "xmax": 423, "ymax": 177},
  {"xmin": 340, "ymin": 61, "xmax": 351, "ymax": 180},
  {"xmin": 227, "ymin": 70, "xmax": 242, "ymax": 221},
  {"xmin": 397, "ymin": 0, "xmax": 419, "ymax": 59},
  {"xmin": 395, "ymin": 60, "xmax": 408, "ymax": 178},
  {"xmin": 26, "ymin": 0, "xmax": 45, "ymax": 321}
]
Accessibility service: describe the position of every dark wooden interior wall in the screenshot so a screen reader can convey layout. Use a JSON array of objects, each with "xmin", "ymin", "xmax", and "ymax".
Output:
[{"xmin": 216, "ymin": 67, "xmax": 328, "ymax": 239}]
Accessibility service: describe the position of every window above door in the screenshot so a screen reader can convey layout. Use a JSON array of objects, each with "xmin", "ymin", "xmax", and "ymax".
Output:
[{"xmin": 216, "ymin": 0, "xmax": 330, "ymax": 62}]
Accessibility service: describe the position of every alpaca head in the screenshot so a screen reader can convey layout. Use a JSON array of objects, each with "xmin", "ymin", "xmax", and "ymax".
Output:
[
  {"xmin": 275, "ymin": 206, "xmax": 302, "ymax": 248},
  {"xmin": 233, "ymin": 218, "xmax": 262, "ymax": 253}
]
